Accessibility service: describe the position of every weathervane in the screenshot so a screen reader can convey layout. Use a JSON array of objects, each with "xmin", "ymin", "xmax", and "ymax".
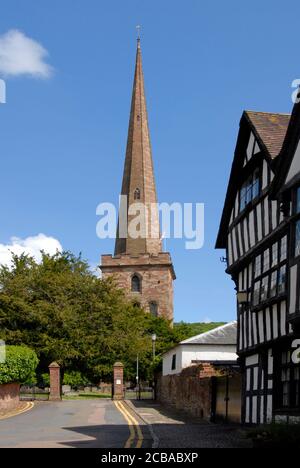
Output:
[{"xmin": 136, "ymin": 24, "xmax": 141, "ymax": 41}]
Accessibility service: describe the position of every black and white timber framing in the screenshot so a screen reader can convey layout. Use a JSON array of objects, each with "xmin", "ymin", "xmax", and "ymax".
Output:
[{"xmin": 216, "ymin": 99, "xmax": 300, "ymax": 425}]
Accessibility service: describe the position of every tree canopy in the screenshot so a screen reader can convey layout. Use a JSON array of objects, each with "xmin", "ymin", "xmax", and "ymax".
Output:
[
  {"xmin": 0, "ymin": 252, "xmax": 179, "ymax": 383},
  {"xmin": 173, "ymin": 321, "xmax": 226, "ymax": 342},
  {"xmin": 0, "ymin": 251, "xmax": 224, "ymax": 384},
  {"xmin": 0, "ymin": 345, "xmax": 38, "ymax": 385}
]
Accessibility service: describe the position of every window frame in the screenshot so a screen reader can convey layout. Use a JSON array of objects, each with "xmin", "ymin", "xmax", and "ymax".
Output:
[
  {"xmin": 296, "ymin": 186, "xmax": 300, "ymax": 215},
  {"xmin": 134, "ymin": 188, "xmax": 141, "ymax": 200},
  {"xmin": 251, "ymin": 236, "xmax": 288, "ymax": 309},
  {"xmin": 274, "ymin": 348, "xmax": 300, "ymax": 411},
  {"xmin": 131, "ymin": 274, "xmax": 142, "ymax": 293},
  {"xmin": 171, "ymin": 354, "xmax": 177, "ymax": 371},
  {"xmin": 149, "ymin": 301, "xmax": 158, "ymax": 317},
  {"xmin": 239, "ymin": 168, "xmax": 261, "ymax": 214},
  {"xmin": 292, "ymin": 186, "xmax": 300, "ymax": 258},
  {"xmin": 295, "ymin": 220, "xmax": 300, "ymax": 258}
]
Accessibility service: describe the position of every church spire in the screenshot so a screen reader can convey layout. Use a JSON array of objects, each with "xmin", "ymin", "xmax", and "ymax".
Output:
[{"xmin": 114, "ymin": 39, "xmax": 162, "ymax": 255}]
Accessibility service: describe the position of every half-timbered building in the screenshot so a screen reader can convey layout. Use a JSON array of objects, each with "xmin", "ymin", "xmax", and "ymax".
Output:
[{"xmin": 216, "ymin": 98, "xmax": 300, "ymax": 424}]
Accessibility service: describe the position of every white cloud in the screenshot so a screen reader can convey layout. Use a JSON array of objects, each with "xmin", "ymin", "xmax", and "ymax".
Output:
[
  {"xmin": 0, "ymin": 29, "xmax": 53, "ymax": 78},
  {"xmin": 0, "ymin": 234, "xmax": 62, "ymax": 269},
  {"xmin": 201, "ymin": 317, "xmax": 212, "ymax": 324},
  {"xmin": 89, "ymin": 262, "xmax": 102, "ymax": 278}
]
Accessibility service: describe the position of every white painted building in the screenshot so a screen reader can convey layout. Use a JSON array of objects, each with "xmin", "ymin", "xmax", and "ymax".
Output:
[{"xmin": 162, "ymin": 322, "xmax": 238, "ymax": 376}]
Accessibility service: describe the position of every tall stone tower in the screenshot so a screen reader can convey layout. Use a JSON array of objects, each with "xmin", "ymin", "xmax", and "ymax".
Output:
[{"xmin": 101, "ymin": 38, "xmax": 175, "ymax": 322}]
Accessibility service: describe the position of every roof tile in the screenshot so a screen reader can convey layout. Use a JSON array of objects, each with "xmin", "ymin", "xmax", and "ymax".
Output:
[{"xmin": 245, "ymin": 111, "xmax": 290, "ymax": 158}]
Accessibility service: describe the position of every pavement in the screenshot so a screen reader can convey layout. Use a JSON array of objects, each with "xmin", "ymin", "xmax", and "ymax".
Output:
[
  {"xmin": 0, "ymin": 398, "xmax": 252, "ymax": 448},
  {"xmin": 0, "ymin": 402, "xmax": 34, "ymax": 420},
  {"xmin": 127, "ymin": 400, "xmax": 252, "ymax": 449}
]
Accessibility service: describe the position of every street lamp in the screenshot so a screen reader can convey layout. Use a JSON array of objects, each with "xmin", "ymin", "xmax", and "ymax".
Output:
[
  {"xmin": 136, "ymin": 354, "xmax": 141, "ymax": 400},
  {"xmin": 237, "ymin": 291, "xmax": 248, "ymax": 305},
  {"xmin": 151, "ymin": 334, "xmax": 157, "ymax": 400},
  {"xmin": 151, "ymin": 334, "xmax": 157, "ymax": 361}
]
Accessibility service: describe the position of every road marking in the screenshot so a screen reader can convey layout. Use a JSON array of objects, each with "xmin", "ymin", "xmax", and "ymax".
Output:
[
  {"xmin": 121, "ymin": 401, "xmax": 143, "ymax": 448},
  {"xmin": 125, "ymin": 401, "xmax": 159, "ymax": 449},
  {"xmin": 114, "ymin": 400, "xmax": 143, "ymax": 448},
  {"xmin": 0, "ymin": 402, "xmax": 34, "ymax": 420},
  {"xmin": 114, "ymin": 401, "xmax": 136, "ymax": 448}
]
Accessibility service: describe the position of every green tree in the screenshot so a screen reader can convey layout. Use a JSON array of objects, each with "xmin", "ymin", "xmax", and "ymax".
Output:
[
  {"xmin": 0, "ymin": 251, "xmax": 223, "ymax": 384},
  {"xmin": 173, "ymin": 321, "xmax": 226, "ymax": 342},
  {"xmin": 0, "ymin": 345, "xmax": 38, "ymax": 385},
  {"xmin": 0, "ymin": 252, "xmax": 175, "ymax": 383}
]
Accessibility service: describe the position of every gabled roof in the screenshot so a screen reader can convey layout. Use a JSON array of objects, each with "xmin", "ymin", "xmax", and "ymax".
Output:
[
  {"xmin": 271, "ymin": 96, "xmax": 300, "ymax": 197},
  {"xmin": 216, "ymin": 110, "xmax": 290, "ymax": 248},
  {"xmin": 245, "ymin": 111, "xmax": 290, "ymax": 159},
  {"xmin": 180, "ymin": 321, "xmax": 237, "ymax": 345}
]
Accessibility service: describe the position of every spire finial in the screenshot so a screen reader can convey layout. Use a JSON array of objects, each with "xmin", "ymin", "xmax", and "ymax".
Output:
[{"xmin": 136, "ymin": 25, "xmax": 141, "ymax": 45}]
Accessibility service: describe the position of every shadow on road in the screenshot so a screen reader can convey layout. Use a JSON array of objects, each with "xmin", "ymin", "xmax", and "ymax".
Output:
[
  {"xmin": 59, "ymin": 421, "xmax": 250, "ymax": 448},
  {"xmin": 59, "ymin": 424, "xmax": 152, "ymax": 448}
]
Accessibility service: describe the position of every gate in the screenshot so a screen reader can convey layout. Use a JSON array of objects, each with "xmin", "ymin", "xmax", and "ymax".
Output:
[
  {"xmin": 20, "ymin": 385, "xmax": 50, "ymax": 402},
  {"xmin": 125, "ymin": 382, "xmax": 155, "ymax": 400},
  {"xmin": 211, "ymin": 373, "xmax": 242, "ymax": 423}
]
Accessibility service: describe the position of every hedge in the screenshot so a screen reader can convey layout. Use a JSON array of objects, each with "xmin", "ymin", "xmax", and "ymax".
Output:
[{"xmin": 0, "ymin": 345, "xmax": 39, "ymax": 385}]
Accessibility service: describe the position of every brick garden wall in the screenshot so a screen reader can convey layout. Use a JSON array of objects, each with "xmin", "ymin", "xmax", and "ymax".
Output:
[
  {"xmin": 157, "ymin": 364, "xmax": 217, "ymax": 420},
  {"xmin": 0, "ymin": 383, "xmax": 20, "ymax": 412}
]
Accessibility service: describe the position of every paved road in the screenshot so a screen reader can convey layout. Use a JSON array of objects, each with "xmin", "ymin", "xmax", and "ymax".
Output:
[
  {"xmin": 0, "ymin": 399, "xmax": 151, "ymax": 448},
  {"xmin": 128, "ymin": 401, "xmax": 252, "ymax": 449},
  {"xmin": 0, "ymin": 399, "xmax": 251, "ymax": 448}
]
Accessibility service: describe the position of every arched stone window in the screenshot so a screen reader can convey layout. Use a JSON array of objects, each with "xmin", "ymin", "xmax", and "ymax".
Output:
[
  {"xmin": 131, "ymin": 274, "xmax": 141, "ymax": 293},
  {"xmin": 134, "ymin": 188, "xmax": 141, "ymax": 200},
  {"xmin": 149, "ymin": 301, "xmax": 158, "ymax": 317}
]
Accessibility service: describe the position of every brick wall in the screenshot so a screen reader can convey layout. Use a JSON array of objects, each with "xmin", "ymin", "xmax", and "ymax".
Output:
[
  {"xmin": 0, "ymin": 383, "xmax": 20, "ymax": 412},
  {"xmin": 49, "ymin": 362, "xmax": 61, "ymax": 401},
  {"xmin": 113, "ymin": 363, "xmax": 124, "ymax": 400},
  {"xmin": 157, "ymin": 364, "xmax": 218, "ymax": 420}
]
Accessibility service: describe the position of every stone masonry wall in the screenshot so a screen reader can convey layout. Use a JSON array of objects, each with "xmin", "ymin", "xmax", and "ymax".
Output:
[
  {"xmin": 101, "ymin": 253, "xmax": 174, "ymax": 321},
  {"xmin": 157, "ymin": 364, "xmax": 217, "ymax": 420}
]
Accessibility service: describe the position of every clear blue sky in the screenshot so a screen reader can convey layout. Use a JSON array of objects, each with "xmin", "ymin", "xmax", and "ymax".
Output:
[{"xmin": 0, "ymin": 0, "xmax": 299, "ymax": 323}]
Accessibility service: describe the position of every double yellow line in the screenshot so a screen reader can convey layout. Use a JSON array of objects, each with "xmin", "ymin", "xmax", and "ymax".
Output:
[
  {"xmin": 114, "ymin": 400, "xmax": 143, "ymax": 448},
  {"xmin": 0, "ymin": 402, "xmax": 34, "ymax": 420}
]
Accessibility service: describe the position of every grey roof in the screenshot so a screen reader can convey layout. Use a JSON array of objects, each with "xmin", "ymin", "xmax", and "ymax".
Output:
[{"xmin": 180, "ymin": 321, "xmax": 237, "ymax": 346}]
